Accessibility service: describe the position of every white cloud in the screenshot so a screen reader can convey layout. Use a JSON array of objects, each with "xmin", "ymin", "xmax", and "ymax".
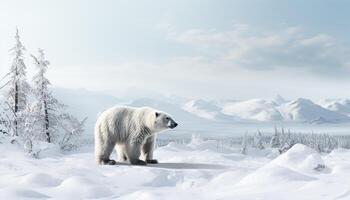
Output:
[
  {"xmin": 167, "ymin": 23, "xmax": 350, "ymax": 76},
  {"xmin": 3, "ymin": 19, "xmax": 350, "ymax": 100},
  {"xmin": 44, "ymin": 23, "xmax": 350, "ymax": 99}
]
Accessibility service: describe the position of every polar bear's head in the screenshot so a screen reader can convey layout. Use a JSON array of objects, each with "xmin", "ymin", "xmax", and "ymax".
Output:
[{"xmin": 154, "ymin": 111, "xmax": 178, "ymax": 132}]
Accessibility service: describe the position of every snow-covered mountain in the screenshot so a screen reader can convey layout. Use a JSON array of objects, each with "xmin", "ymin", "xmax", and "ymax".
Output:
[
  {"xmin": 272, "ymin": 94, "xmax": 288, "ymax": 105},
  {"xmin": 222, "ymin": 99, "xmax": 283, "ymax": 122},
  {"xmin": 182, "ymin": 100, "xmax": 219, "ymax": 120},
  {"xmin": 319, "ymin": 99, "xmax": 350, "ymax": 116},
  {"xmin": 128, "ymin": 98, "xmax": 208, "ymax": 124},
  {"xmin": 52, "ymin": 88, "xmax": 350, "ymax": 125},
  {"xmin": 182, "ymin": 97, "xmax": 350, "ymax": 124},
  {"xmin": 278, "ymin": 98, "xmax": 350, "ymax": 124},
  {"xmin": 182, "ymin": 99, "xmax": 238, "ymax": 122}
]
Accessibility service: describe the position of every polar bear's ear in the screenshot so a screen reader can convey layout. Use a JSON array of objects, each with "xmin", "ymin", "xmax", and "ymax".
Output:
[{"xmin": 155, "ymin": 112, "xmax": 160, "ymax": 118}]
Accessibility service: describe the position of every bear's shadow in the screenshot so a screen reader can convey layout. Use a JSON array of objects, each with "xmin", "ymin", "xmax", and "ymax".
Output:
[{"xmin": 115, "ymin": 162, "xmax": 229, "ymax": 170}]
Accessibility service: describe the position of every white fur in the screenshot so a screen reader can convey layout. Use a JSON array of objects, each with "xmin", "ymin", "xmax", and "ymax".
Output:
[{"xmin": 94, "ymin": 106, "xmax": 174, "ymax": 165}]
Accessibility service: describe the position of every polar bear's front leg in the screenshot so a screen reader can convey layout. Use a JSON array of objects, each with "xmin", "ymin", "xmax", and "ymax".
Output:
[
  {"xmin": 141, "ymin": 136, "xmax": 158, "ymax": 164},
  {"xmin": 126, "ymin": 141, "xmax": 147, "ymax": 165}
]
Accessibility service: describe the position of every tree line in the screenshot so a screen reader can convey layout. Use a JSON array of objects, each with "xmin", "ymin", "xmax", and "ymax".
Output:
[
  {"xmin": 240, "ymin": 127, "xmax": 348, "ymax": 154},
  {"xmin": 155, "ymin": 128, "xmax": 350, "ymax": 155}
]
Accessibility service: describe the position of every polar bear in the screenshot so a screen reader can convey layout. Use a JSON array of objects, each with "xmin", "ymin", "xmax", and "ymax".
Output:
[{"xmin": 95, "ymin": 106, "xmax": 178, "ymax": 165}]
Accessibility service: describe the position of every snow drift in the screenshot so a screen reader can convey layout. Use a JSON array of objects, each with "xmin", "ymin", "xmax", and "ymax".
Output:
[{"xmin": 0, "ymin": 139, "xmax": 349, "ymax": 200}]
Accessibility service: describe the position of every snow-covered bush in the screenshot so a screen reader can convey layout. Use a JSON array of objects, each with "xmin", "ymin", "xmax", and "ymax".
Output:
[{"xmin": 57, "ymin": 114, "xmax": 87, "ymax": 151}]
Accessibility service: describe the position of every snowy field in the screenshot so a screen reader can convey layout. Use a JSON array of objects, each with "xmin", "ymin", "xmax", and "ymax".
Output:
[{"xmin": 0, "ymin": 137, "xmax": 350, "ymax": 200}]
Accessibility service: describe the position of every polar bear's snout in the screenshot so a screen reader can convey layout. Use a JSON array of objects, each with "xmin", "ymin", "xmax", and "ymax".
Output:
[
  {"xmin": 169, "ymin": 120, "xmax": 178, "ymax": 129},
  {"xmin": 165, "ymin": 116, "xmax": 178, "ymax": 129}
]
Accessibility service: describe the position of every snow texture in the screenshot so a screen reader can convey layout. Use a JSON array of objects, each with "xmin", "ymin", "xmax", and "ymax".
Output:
[{"xmin": 0, "ymin": 138, "xmax": 349, "ymax": 200}]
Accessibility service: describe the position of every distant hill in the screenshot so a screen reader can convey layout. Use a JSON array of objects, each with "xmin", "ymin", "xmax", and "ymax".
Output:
[{"xmin": 51, "ymin": 88, "xmax": 350, "ymax": 134}]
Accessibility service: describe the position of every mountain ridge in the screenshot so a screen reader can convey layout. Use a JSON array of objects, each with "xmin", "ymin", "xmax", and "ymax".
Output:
[{"xmin": 50, "ymin": 88, "xmax": 350, "ymax": 125}]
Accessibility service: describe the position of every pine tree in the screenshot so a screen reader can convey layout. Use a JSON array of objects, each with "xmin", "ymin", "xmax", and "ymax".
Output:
[
  {"xmin": 31, "ymin": 49, "xmax": 62, "ymax": 143},
  {"xmin": 3, "ymin": 28, "xmax": 30, "ymax": 137},
  {"xmin": 31, "ymin": 49, "xmax": 86, "ymax": 150},
  {"xmin": 270, "ymin": 126, "xmax": 280, "ymax": 148},
  {"xmin": 240, "ymin": 133, "xmax": 248, "ymax": 155},
  {"xmin": 255, "ymin": 130, "xmax": 265, "ymax": 150}
]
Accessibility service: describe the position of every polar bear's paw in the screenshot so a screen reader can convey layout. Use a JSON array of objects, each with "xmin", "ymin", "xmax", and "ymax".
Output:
[
  {"xmin": 146, "ymin": 159, "xmax": 158, "ymax": 164},
  {"xmin": 101, "ymin": 159, "xmax": 117, "ymax": 165},
  {"xmin": 132, "ymin": 159, "xmax": 147, "ymax": 166}
]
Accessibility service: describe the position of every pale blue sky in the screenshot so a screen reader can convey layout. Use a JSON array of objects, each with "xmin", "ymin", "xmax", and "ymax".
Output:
[{"xmin": 1, "ymin": 0, "xmax": 350, "ymax": 100}]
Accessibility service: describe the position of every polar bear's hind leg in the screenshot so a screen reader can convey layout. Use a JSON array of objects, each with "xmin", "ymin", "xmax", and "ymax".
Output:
[
  {"xmin": 126, "ymin": 142, "xmax": 146, "ymax": 165},
  {"xmin": 95, "ymin": 140, "xmax": 117, "ymax": 165},
  {"xmin": 95, "ymin": 127, "xmax": 117, "ymax": 165},
  {"xmin": 115, "ymin": 144, "xmax": 127, "ymax": 162}
]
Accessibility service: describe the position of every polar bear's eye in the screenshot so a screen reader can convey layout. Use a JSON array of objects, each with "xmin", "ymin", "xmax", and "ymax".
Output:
[{"xmin": 165, "ymin": 117, "xmax": 170, "ymax": 120}]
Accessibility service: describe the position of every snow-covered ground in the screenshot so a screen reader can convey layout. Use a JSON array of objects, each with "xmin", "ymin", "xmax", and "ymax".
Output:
[{"xmin": 1, "ymin": 137, "xmax": 350, "ymax": 200}]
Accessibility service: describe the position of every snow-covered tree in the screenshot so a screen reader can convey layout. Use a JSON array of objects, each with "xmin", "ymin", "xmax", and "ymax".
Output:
[
  {"xmin": 0, "ymin": 30, "xmax": 86, "ymax": 155},
  {"xmin": 31, "ymin": 49, "xmax": 86, "ymax": 151},
  {"xmin": 270, "ymin": 126, "xmax": 280, "ymax": 148},
  {"xmin": 279, "ymin": 127, "xmax": 285, "ymax": 145},
  {"xmin": 3, "ymin": 29, "xmax": 30, "ymax": 137},
  {"xmin": 240, "ymin": 133, "xmax": 248, "ymax": 155},
  {"xmin": 254, "ymin": 130, "xmax": 265, "ymax": 150},
  {"xmin": 0, "ymin": 102, "xmax": 11, "ymax": 135},
  {"xmin": 31, "ymin": 49, "xmax": 63, "ymax": 143}
]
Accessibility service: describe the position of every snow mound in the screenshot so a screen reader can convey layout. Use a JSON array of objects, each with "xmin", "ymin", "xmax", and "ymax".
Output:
[
  {"xmin": 238, "ymin": 144, "xmax": 324, "ymax": 186},
  {"xmin": 53, "ymin": 176, "xmax": 113, "ymax": 199},
  {"xmin": 238, "ymin": 165, "xmax": 317, "ymax": 186},
  {"xmin": 0, "ymin": 188, "xmax": 50, "ymax": 199},
  {"xmin": 222, "ymin": 99, "xmax": 283, "ymax": 121},
  {"xmin": 271, "ymin": 144, "xmax": 326, "ymax": 173},
  {"xmin": 20, "ymin": 173, "xmax": 62, "ymax": 187}
]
